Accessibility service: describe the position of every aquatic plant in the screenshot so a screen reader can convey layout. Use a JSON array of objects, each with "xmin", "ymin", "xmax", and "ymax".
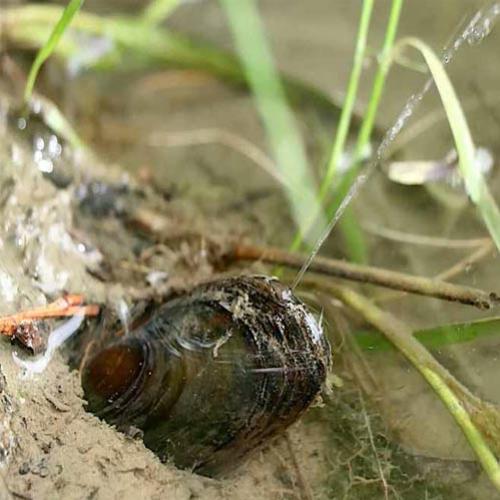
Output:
[{"xmin": 23, "ymin": 0, "xmax": 84, "ymax": 104}]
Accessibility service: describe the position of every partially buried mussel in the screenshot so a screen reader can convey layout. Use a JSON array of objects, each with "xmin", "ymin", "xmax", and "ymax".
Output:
[{"xmin": 82, "ymin": 275, "xmax": 331, "ymax": 476}]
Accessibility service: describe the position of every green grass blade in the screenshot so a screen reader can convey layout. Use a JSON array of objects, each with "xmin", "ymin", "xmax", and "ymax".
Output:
[
  {"xmin": 23, "ymin": 0, "xmax": 84, "ymax": 104},
  {"xmin": 355, "ymin": 316, "xmax": 500, "ymax": 351},
  {"xmin": 318, "ymin": 0, "xmax": 374, "ymax": 199},
  {"xmin": 422, "ymin": 367, "xmax": 500, "ymax": 491},
  {"xmin": 291, "ymin": 0, "xmax": 374, "ymax": 261},
  {"xmin": 291, "ymin": 0, "xmax": 403, "ymax": 261},
  {"xmin": 338, "ymin": 210, "xmax": 368, "ymax": 263},
  {"xmin": 354, "ymin": 0, "xmax": 404, "ymax": 159},
  {"xmin": 218, "ymin": 0, "xmax": 325, "ymax": 242},
  {"xmin": 327, "ymin": 0, "xmax": 404, "ymax": 263},
  {"xmin": 142, "ymin": 0, "xmax": 181, "ymax": 25},
  {"xmin": 396, "ymin": 37, "xmax": 500, "ymax": 252}
]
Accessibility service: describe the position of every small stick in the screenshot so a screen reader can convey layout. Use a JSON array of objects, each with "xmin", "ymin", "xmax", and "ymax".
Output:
[
  {"xmin": 147, "ymin": 128, "xmax": 285, "ymax": 187},
  {"xmin": 229, "ymin": 243, "xmax": 499, "ymax": 309},
  {"xmin": 436, "ymin": 240, "xmax": 494, "ymax": 281},
  {"xmin": 362, "ymin": 222, "xmax": 490, "ymax": 249},
  {"xmin": 125, "ymin": 202, "xmax": 498, "ymax": 310},
  {"xmin": 0, "ymin": 295, "xmax": 99, "ymax": 336},
  {"xmin": 374, "ymin": 240, "xmax": 494, "ymax": 304}
]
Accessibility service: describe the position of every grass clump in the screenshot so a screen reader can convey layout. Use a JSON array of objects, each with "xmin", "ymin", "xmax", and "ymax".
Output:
[{"xmin": 291, "ymin": 0, "xmax": 404, "ymax": 262}]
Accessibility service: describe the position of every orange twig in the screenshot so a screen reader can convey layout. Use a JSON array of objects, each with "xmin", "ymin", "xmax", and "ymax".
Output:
[{"xmin": 0, "ymin": 294, "xmax": 100, "ymax": 337}]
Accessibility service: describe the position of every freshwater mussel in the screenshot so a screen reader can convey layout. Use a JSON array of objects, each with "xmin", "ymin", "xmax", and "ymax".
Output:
[{"xmin": 82, "ymin": 275, "xmax": 331, "ymax": 476}]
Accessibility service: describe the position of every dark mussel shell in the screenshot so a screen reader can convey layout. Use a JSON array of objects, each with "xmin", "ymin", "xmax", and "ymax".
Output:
[{"xmin": 81, "ymin": 275, "xmax": 331, "ymax": 476}]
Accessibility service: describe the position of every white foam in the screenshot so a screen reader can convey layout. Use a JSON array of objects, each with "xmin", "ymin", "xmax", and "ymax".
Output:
[{"xmin": 12, "ymin": 314, "xmax": 84, "ymax": 378}]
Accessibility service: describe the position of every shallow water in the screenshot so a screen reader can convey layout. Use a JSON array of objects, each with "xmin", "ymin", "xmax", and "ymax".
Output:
[{"xmin": 2, "ymin": 0, "xmax": 500, "ymax": 498}]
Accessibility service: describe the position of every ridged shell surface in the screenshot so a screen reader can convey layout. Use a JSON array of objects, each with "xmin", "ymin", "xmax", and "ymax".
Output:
[{"xmin": 82, "ymin": 275, "xmax": 331, "ymax": 476}]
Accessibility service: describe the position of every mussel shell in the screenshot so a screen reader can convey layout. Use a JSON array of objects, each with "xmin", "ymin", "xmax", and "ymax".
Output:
[{"xmin": 82, "ymin": 275, "xmax": 331, "ymax": 476}]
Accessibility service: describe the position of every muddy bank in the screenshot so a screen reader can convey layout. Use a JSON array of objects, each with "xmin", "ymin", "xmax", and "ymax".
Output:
[{"xmin": 0, "ymin": 347, "xmax": 329, "ymax": 500}]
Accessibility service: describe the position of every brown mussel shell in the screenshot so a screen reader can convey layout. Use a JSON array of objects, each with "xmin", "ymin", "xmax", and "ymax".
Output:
[{"xmin": 82, "ymin": 275, "xmax": 331, "ymax": 476}]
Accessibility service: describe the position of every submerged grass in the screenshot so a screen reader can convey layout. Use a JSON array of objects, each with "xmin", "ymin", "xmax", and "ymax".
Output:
[
  {"xmin": 317, "ymin": 389, "xmax": 464, "ymax": 499},
  {"xmin": 142, "ymin": 0, "xmax": 181, "ymax": 26},
  {"xmin": 356, "ymin": 316, "xmax": 500, "ymax": 351},
  {"xmin": 219, "ymin": 0, "xmax": 325, "ymax": 243},
  {"xmin": 353, "ymin": 0, "xmax": 404, "ymax": 164},
  {"xmin": 328, "ymin": 283, "xmax": 500, "ymax": 492},
  {"xmin": 330, "ymin": 0, "xmax": 404, "ymax": 263},
  {"xmin": 291, "ymin": 0, "xmax": 404, "ymax": 262},
  {"xmin": 290, "ymin": 0, "xmax": 376, "ymax": 259},
  {"xmin": 23, "ymin": 0, "xmax": 84, "ymax": 104},
  {"xmin": 394, "ymin": 37, "xmax": 500, "ymax": 252},
  {"xmin": 3, "ymin": 5, "xmax": 346, "ymax": 117},
  {"xmin": 319, "ymin": 0, "xmax": 375, "ymax": 200}
]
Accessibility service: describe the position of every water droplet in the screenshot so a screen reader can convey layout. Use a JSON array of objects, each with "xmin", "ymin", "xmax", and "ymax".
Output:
[{"xmin": 17, "ymin": 118, "xmax": 26, "ymax": 130}]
